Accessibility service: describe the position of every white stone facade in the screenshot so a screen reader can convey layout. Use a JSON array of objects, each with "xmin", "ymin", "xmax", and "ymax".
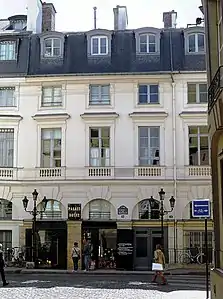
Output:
[{"xmin": 0, "ymin": 73, "xmax": 212, "ymax": 250}]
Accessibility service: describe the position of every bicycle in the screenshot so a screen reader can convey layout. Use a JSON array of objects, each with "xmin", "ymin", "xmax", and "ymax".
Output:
[{"xmin": 179, "ymin": 249, "xmax": 205, "ymax": 264}]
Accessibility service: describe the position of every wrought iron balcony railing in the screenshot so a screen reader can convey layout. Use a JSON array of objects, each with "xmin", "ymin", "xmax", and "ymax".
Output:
[{"xmin": 208, "ymin": 65, "xmax": 223, "ymax": 113}]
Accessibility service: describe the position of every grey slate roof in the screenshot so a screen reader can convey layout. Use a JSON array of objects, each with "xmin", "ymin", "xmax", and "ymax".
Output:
[{"xmin": 0, "ymin": 27, "xmax": 206, "ymax": 77}]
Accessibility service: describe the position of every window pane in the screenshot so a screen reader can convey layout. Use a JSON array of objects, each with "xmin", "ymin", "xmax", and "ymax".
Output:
[
  {"xmin": 140, "ymin": 35, "xmax": 147, "ymax": 43},
  {"xmin": 45, "ymin": 39, "xmax": 52, "ymax": 47},
  {"xmin": 188, "ymin": 35, "xmax": 195, "ymax": 52},
  {"xmin": 199, "ymin": 126, "xmax": 208, "ymax": 134},
  {"xmin": 189, "ymin": 136, "xmax": 198, "ymax": 165},
  {"xmin": 149, "ymin": 44, "xmax": 156, "ymax": 53},
  {"xmin": 53, "ymin": 39, "xmax": 61, "ymax": 48},
  {"xmin": 139, "ymin": 94, "xmax": 148, "ymax": 104},
  {"xmin": 92, "ymin": 38, "xmax": 98, "ymax": 54},
  {"xmin": 53, "ymin": 48, "xmax": 61, "ymax": 56},
  {"xmin": 189, "ymin": 126, "xmax": 198, "ymax": 135},
  {"xmin": 101, "ymin": 127, "xmax": 110, "ymax": 138},
  {"xmin": 149, "ymin": 35, "xmax": 156, "ymax": 43},
  {"xmin": 199, "ymin": 84, "xmax": 207, "ymax": 103},
  {"xmin": 150, "ymin": 127, "xmax": 159, "ymax": 137},
  {"xmin": 198, "ymin": 34, "xmax": 205, "ymax": 52},
  {"xmin": 100, "ymin": 37, "xmax": 107, "ymax": 54},
  {"xmin": 200, "ymin": 136, "xmax": 209, "ymax": 165},
  {"xmin": 90, "ymin": 128, "xmax": 99, "ymax": 138},
  {"xmin": 140, "ymin": 43, "xmax": 147, "ymax": 53},
  {"xmin": 0, "ymin": 129, "xmax": 14, "ymax": 167},
  {"xmin": 188, "ymin": 84, "xmax": 196, "ymax": 103},
  {"xmin": 139, "ymin": 127, "xmax": 148, "ymax": 137},
  {"xmin": 150, "ymin": 85, "xmax": 158, "ymax": 94}
]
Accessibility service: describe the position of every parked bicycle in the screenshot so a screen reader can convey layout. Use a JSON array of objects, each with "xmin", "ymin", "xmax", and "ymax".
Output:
[
  {"xmin": 6, "ymin": 246, "xmax": 26, "ymax": 267},
  {"xmin": 179, "ymin": 248, "xmax": 205, "ymax": 264}
]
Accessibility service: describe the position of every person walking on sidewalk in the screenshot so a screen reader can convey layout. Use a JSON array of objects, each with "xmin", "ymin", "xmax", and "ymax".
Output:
[
  {"xmin": 152, "ymin": 244, "xmax": 167, "ymax": 285},
  {"xmin": 83, "ymin": 240, "xmax": 92, "ymax": 271},
  {"xmin": 0, "ymin": 244, "xmax": 8, "ymax": 287},
  {"xmin": 71, "ymin": 242, "xmax": 80, "ymax": 272}
]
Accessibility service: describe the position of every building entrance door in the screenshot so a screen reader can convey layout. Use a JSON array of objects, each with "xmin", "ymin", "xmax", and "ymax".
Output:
[{"xmin": 134, "ymin": 228, "xmax": 164, "ymax": 270}]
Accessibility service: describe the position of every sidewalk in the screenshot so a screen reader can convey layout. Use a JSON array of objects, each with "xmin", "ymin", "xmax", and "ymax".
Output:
[{"xmin": 5, "ymin": 267, "xmax": 208, "ymax": 276}]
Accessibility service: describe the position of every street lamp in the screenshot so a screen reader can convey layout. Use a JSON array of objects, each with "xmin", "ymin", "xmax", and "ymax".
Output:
[
  {"xmin": 22, "ymin": 189, "xmax": 48, "ymax": 268},
  {"xmin": 158, "ymin": 188, "xmax": 175, "ymax": 247}
]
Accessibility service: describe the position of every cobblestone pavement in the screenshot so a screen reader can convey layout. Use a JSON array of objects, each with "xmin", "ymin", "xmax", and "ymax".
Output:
[{"xmin": 0, "ymin": 273, "xmax": 208, "ymax": 298}]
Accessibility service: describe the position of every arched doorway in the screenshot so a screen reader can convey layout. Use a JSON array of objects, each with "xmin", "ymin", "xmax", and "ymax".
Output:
[{"xmin": 82, "ymin": 199, "xmax": 117, "ymax": 270}]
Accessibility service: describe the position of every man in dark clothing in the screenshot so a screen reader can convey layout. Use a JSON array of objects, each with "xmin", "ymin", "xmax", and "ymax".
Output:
[{"xmin": 0, "ymin": 244, "xmax": 8, "ymax": 287}]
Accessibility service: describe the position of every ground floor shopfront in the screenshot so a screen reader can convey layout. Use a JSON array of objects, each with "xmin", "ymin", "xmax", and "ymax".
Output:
[{"xmin": 13, "ymin": 219, "xmax": 214, "ymax": 270}]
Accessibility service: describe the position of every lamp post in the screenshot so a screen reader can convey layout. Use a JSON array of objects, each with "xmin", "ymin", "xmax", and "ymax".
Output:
[
  {"xmin": 149, "ymin": 189, "xmax": 175, "ymax": 247},
  {"xmin": 22, "ymin": 190, "xmax": 48, "ymax": 268},
  {"xmin": 158, "ymin": 188, "xmax": 175, "ymax": 246}
]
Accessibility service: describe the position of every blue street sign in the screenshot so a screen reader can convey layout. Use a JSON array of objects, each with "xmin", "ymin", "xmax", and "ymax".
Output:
[{"xmin": 192, "ymin": 199, "xmax": 210, "ymax": 218}]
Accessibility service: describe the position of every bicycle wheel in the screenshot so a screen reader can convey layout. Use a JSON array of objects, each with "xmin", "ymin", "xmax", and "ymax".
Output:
[
  {"xmin": 180, "ymin": 253, "xmax": 191, "ymax": 264},
  {"xmin": 197, "ymin": 253, "xmax": 204, "ymax": 264}
]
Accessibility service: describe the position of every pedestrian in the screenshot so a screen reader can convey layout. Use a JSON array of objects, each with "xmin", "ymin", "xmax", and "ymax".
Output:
[
  {"xmin": 152, "ymin": 244, "xmax": 167, "ymax": 285},
  {"xmin": 83, "ymin": 239, "xmax": 92, "ymax": 271},
  {"xmin": 71, "ymin": 242, "xmax": 80, "ymax": 272},
  {"xmin": 0, "ymin": 244, "xmax": 8, "ymax": 287}
]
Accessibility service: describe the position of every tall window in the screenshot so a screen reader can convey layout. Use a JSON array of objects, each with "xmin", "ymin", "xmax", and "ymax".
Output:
[
  {"xmin": 89, "ymin": 85, "xmax": 110, "ymax": 105},
  {"xmin": 89, "ymin": 199, "xmax": 111, "ymax": 220},
  {"xmin": 0, "ymin": 231, "xmax": 12, "ymax": 252},
  {"xmin": 0, "ymin": 87, "xmax": 15, "ymax": 107},
  {"xmin": 41, "ymin": 128, "xmax": 61, "ymax": 168},
  {"xmin": 40, "ymin": 200, "xmax": 62, "ymax": 219},
  {"xmin": 91, "ymin": 36, "xmax": 108, "ymax": 55},
  {"xmin": 188, "ymin": 33, "xmax": 205, "ymax": 53},
  {"xmin": 189, "ymin": 126, "xmax": 210, "ymax": 166},
  {"xmin": 138, "ymin": 127, "xmax": 160, "ymax": 166},
  {"xmin": 41, "ymin": 87, "xmax": 62, "ymax": 107},
  {"xmin": 89, "ymin": 127, "xmax": 110, "ymax": 166},
  {"xmin": 139, "ymin": 34, "xmax": 157, "ymax": 53},
  {"xmin": 139, "ymin": 199, "xmax": 160, "ymax": 220},
  {"xmin": 0, "ymin": 199, "xmax": 12, "ymax": 220},
  {"xmin": 43, "ymin": 38, "xmax": 62, "ymax": 57},
  {"xmin": 138, "ymin": 84, "xmax": 159, "ymax": 104},
  {"xmin": 187, "ymin": 83, "xmax": 207, "ymax": 104},
  {"xmin": 0, "ymin": 41, "xmax": 16, "ymax": 60},
  {"xmin": 0, "ymin": 129, "xmax": 14, "ymax": 167}
]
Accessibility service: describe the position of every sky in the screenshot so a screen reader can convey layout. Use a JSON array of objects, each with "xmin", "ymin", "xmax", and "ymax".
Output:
[{"xmin": 0, "ymin": 0, "xmax": 203, "ymax": 31}]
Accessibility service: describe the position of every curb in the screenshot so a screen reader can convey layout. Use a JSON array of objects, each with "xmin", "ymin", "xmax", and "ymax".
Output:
[{"xmin": 5, "ymin": 269, "xmax": 208, "ymax": 276}]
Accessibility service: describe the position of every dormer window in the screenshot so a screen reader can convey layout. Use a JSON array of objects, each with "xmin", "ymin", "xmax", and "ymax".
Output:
[
  {"xmin": 139, "ymin": 34, "xmax": 157, "ymax": 53},
  {"xmin": 43, "ymin": 38, "xmax": 62, "ymax": 58},
  {"xmin": 0, "ymin": 41, "xmax": 16, "ymax": 61},
  {"xmin": 91, "ymin": 36, "xmax": 108, "ymax": 55},
  {"xmin": 188, "ymin": 33, "xmax": 205, "ymax": 53}
]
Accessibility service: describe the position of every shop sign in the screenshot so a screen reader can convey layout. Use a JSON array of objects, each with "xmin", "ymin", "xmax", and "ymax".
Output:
[
  {"xmin": 117, "ymin": 242, "xmax": 133, "ymax": 256},
  {"xmin": 117, "ymin": 205, "xmax": 128, "ymax": 219},
  {"xmin": 68, "ymin": 204, "xmax": 81, "ymax": 220}
]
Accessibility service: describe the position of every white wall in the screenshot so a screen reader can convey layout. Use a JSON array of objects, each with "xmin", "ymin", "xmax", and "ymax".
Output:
[{"xmin": 0, "ymin": 73, "xmax": 211, "ymax": 224}]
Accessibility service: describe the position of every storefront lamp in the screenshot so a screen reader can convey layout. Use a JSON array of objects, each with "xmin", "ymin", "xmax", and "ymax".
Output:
[
  {"xmin": 22, "ymin": 196, "xmax": 29, "ymax": 211},
  {"xmin": 32, "ymin": 189, "xmax": 38, "ymax": 201},
  {"xmin": 169, "ymin": 196, "xmax": 175, "ymax": 209},
  {"xmin": 159, "ymin": 188, "xmax": 165, "ymax": 201},
  {"xmin": 42, "ymin": 196, "xmax": 48, "ymax": 211}
]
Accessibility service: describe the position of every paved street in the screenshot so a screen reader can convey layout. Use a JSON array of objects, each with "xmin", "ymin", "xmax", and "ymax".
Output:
[{"xmin": 0, "ymin": 273, "xmax": 208, "ymax": 298}]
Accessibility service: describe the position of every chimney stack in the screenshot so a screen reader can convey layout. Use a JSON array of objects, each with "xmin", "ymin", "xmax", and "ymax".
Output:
[
  {"xmin": 42, "ymin": 2, "xmax": 56, "ymax": 32},
  {"xmin": 163, "ymin": 10, "xmax": 177, "ymax": 29},
  {"xmin": 27, "ymin": 0, "xmax": 42, "ymax": 33},
  {"xmin": 113, "ymin": 5, "xmax": 128, "ymax": 30}
]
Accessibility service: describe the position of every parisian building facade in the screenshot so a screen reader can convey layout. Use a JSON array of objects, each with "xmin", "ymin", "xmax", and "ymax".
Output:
[{"xmin": 0, "ymin": 2, "xmax": 212, "ymax": 270}]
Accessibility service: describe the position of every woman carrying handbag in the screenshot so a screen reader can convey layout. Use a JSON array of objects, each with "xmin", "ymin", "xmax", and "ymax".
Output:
[{"xmin": 151, "ymin": 244, "xmax": 167, "ymax": 285}]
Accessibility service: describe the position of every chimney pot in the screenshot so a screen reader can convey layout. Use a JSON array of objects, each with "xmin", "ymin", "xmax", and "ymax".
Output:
[
  {"xmin": 113, "ymin": 5, "xmax": 128, "ymax": 31},
  {"xmin": 163, "ymin": 10, "xmax": 177, "ymax": 29},
  {"xmin": 42, "ymin": 2, "xmax": 56, "ymax": 32}
]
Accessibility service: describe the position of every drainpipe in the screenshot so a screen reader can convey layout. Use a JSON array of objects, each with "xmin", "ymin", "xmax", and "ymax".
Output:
[
  {"xmin": 171, "ymin": 75, "xmax": 177, "ymax": 263},
  {"xmin": 169, "ymin": 28, "xmax": 178, "ymax": 263}
]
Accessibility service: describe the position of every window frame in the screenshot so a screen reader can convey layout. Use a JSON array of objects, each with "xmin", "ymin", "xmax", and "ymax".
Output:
[
  {"xmin": 138, "ymin": 84, "xmax": 159, "ymax": 104},
  {"xmin": 40, "ymin": 199, "xmax": 62, "ymax": 219},
  {"xmin": 90, "ymin": 36, "xmax": 109, "ymax": 56},
  {"xmin": 43, "ymin": 37, "xmax": 62, "ymax": 58},
  {"xmin": 41, "ymin": 86, "xmax": 63, "ymax": 107},
  {"xmin": 187, "ymin": 33, "xmax": 205, "ymax": 53},
  {"xmin": 187, "ymin": 83, "xmax": 208, "ymax": 104},
  {"xmin": 89, "ymin": 127, "xmax": 110, "ymax": 167},
  {"xmin": 40, "ymin": 128, "xmax": 62, "ymax": 168},
  {"xmin": 138, "ymin": 126, "xmax": 160, "ymax": 166},
  {"xmin": 139, "ymin": 33, "xmax": 157, "ymax": 54},
  {"xmin": 0, "ymin": 87, "xmax": 16, "ymax": 107},
  {"xmin": 188, "ymin": 126, "xmax": 210, "ymax": 166},
  {"xmin": 89, "ymin": 199, "xmax": 111, "ymax": 220},
  {"xmin": 0, "ymin": 41, "xmax": 16, "ymax": 61},
  {"xmin": 89, "ymin": 84, "xmax": 110, "ymax": 105},
  {"xmin": 0, "ymin": 128, "xmax": 14, "ymax": 168},
  {"xmin": 0, "ymin": 199, "xmax": 12, "ymax": 220}
]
